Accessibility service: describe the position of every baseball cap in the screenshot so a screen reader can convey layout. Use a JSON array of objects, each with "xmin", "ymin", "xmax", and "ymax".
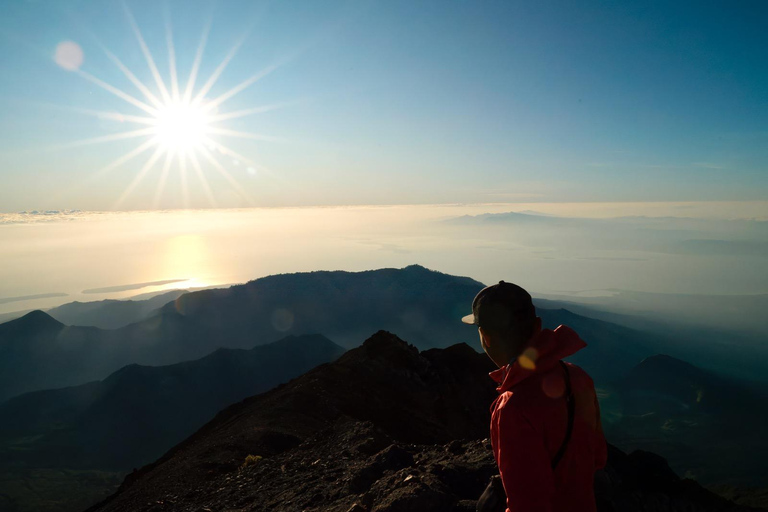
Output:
[{"xmin": 461, "ymin": 281, "xmax": 536, "ymax": 333}]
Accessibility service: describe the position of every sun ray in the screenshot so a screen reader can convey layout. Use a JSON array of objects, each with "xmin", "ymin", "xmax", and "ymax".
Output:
[
  {"xmin": 202, "ymin": 64, "xmax": 279, "ymax": 112},
  {"xmin": 198, "ymin": 144, "xmax": 255, "ymax": 205},
  {"xmin": 203, "ymin": 137, "xmax": 259, "ymax": 168},
  {"xmin": 50, "ymin": 127, "xmax": 155, "ymax": 150},
  {"xmin": 183, "ymin": 20, "xmax": 211, "ymax": 104},
  {"xmin": 69, "ymin": 15, "xmax": 165, "ymax": 109},
  {"xmin": 24, "ymin": 102, "xmax": 156, "ymax": 125},
  {"xmin": 122, "ymin": 1, "xmax": 172, "ymax": 103},
  {"xmin": 92, "ymin": 138, "xmax": 158, "ymax": 182},
  {"xmin": 152, "ymin": 151, "xmax": 175, "ymax": 209},
  {"xmin": 77, "ymin": 70, "xmax": 158, "ymax": 116},
  {"xmin": 114, "ymin": 145, "xmax": 165, "ymax": 209},
  {"xmin": 207, "ymin": 137, "xmax": 282, "ymax": 185},
  {"xmin": 90, "ymin": 111, "xmax": 156, "ymax": 125},
  {"xmin": 189, "ymin": 151, "xmax": 218, "ymax": 208},
  {"xmin": 179, "ymin": 151, "xmax": 190, "ymax": 208},
  {"xmin": 164, "ymin": 6, "xmax": 180, "ymax": 101},
  {"xmin": 208, "ymin": 101, "xmax": 298, "ymax": 122},
  {"xmin": 56, "ymin": 138, "xmax": 158, "ymax": 205},
  {"xmin": 85, "ymin": 110, "xmax": 155, "ymax": 125},
  {"xmin": 101, "ymin": 47, "xmax": 164, "ymax": 109},
  {"xmin": 192, "ymin": 33, "xmax": 249, "ymax": 106},
  {"xmin": 207, "ymin": 127, "xmax": 284, "ymax": 142}
]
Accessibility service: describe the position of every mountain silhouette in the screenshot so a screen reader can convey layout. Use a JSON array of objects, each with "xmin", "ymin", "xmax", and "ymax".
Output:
[
  {"xmin": 157, "ymin": 264, "xmax": 483, "ymax": 349},
  {"xmin": 0, "ymin": 265, "xmax": 660, "ymax": 402},
  {"xmin": 0, "ymin": 334, "xmax": 345, "ymax": 472},
  {"xmin": 0, "ymin": 311, "xmax": 108, "ymax": 401},
  {"xmin": 87, "ymin": 332, "xmax": 757, "ymax": 512},
  {"xmin": 46, "ymin": 289, "xmax": 187, "ymax": 329},
  {"xmin": 445, "ymin": 211, "xmax": 565, "ymax": 225},
  {"xmin": 0, "ymin": 308, "xmax": 210, "ymax": 402},
  {"xmin": 608, "ymin": 354, "xmax": 768, "ymax": 485},
  {"xmin": 2, "ymin": 308, "xmax": 64, "ymax": 332}
]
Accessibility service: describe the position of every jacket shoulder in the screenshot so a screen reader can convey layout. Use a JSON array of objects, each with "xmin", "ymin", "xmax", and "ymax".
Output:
[{"xmin": 563, "ymin": 361, "xmax": 597, "ymax": 388}]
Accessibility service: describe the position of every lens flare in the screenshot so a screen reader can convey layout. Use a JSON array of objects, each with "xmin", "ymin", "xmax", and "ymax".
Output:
[
  {"xmin": 519, "ymin": 347, "xmax": 539, "ymax": 370},
  {"xmin": 54, "ymin": 41, "xmax": 84, "ymax": 71}
]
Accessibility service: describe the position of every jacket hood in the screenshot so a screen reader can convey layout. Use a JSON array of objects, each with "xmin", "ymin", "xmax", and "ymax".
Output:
[{"xmin": 489, "ymin": 325, "xmax": 586, "ymax": 393}]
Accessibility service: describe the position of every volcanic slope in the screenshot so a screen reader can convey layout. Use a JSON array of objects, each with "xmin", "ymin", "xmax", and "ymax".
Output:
[{"xmin": 88, "ymin": 332, "xmax": 756, "ymax": 512}]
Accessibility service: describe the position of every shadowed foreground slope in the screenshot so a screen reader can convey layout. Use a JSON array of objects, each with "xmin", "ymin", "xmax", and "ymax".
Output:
[{"xmin": 88, "ymin": 332, "xmax": 756, "ymax": 512}]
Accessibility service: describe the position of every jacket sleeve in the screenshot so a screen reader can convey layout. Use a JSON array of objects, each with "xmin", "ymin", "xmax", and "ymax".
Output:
[
  {"xmin": 494, "ymin": 402, "xmax": 555, "ymax": 512},
  {"xmin": 593, "ymin": 392, "xmax": 608, "ymax": 470}
]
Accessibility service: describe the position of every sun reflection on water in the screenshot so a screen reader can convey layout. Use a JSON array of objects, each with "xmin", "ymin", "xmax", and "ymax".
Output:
[{"xmin": 162, "ymin": 235, "xmax": 211, "ymax": 286}]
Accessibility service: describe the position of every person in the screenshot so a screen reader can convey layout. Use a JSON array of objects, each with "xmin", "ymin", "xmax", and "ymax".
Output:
[{"xmin": 462, "ymin": 281, "xmax": 607, "ymax": 512}]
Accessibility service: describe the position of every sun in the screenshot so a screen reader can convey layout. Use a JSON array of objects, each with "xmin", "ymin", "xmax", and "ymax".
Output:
[
  {"xmin": 53, "ymin": 4, "xmax": 289, "ymax": 209},
  {"xmin": 153, "ymin": 101, "xmax": 211, "ymax": 153}
]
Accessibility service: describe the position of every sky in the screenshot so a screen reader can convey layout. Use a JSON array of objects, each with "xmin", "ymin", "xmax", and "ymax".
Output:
[{"xmin": 0, "ymin": 0, "xmax": 766, "ymax": 211}]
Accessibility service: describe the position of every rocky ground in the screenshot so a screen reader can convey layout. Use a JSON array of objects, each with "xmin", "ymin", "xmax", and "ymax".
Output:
[{"xmin": 87, "ymin": 332, "xmax": 760, "ymax": 512}]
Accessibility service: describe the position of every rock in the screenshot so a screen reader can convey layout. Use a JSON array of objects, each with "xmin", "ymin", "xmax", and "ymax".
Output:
[
  {"xmin": 371, "ymin": 480, "xmax": 455, "ymax": 512},
  {"xmin": 356, "ymin": 435, "xmax": 391, "ymax": 456},
  {"xmin": 374, "ymin": 445, "xmax": 414, "ymax": 472},
  {"xmin": 348, "ymin": 464, "xmax": 382, "ymax": 494},
  {"xmin": 446, "ymin": 440, "xmax": 465, "ymax": 455}
]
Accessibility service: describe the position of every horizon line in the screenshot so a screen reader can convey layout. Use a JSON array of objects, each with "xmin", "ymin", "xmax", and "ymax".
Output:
[{"xmin": 5, "ymin": 198, "xmax": 768, "ymax": 215}]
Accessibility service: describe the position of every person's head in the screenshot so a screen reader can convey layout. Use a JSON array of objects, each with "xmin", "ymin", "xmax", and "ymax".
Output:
[{"xmin": 462, "ymin": 281, "xmax": 542, "ymax": 368}]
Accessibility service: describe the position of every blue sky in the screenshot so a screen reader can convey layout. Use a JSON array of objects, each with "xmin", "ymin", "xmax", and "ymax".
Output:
[{"xmin": 0, "ymin": 0, "xmax": 766, "ymax": 211}]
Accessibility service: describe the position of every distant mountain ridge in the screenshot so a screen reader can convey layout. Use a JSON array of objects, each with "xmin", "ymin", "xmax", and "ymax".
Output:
[
  {"xmin": 0, "ymin": 285, "xmax": 226, "ymax": 327},
  {"xmin": 46, "ymin": 290, "xmax": 187, "ymax": 329},
  {"xmin": 445, "ymin": 210, "xmax": 566, "ymax": 225},
  {"xmin": 160, "ymin": 264, "xmax": 483, "ymax": 349},
  {"xmin": 608, "ymin": 354, "xmax": 768, "ymax": 485},
  {"xmin": 0, "ymin": 334, "xmax": 345, "ymax": 471},
  {"xmin": 0, "ymin": 265, "xmax": 663, "ymax": 401}
]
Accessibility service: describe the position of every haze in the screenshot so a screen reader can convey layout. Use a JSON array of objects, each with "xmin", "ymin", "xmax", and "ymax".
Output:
[{"xmin": 1, "ymin": 202, "xmax": 766, "ymax": 336}]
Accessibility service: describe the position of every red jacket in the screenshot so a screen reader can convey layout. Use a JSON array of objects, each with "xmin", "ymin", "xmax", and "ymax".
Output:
[{"xmin": 489, "ymin": 325, "xmax": 607, "ymax": 512}]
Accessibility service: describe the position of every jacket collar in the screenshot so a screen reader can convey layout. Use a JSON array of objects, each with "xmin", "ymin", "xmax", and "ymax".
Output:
[{"xmin": 489, "ymin": 325, "xmax": 586, "ymax": 393}]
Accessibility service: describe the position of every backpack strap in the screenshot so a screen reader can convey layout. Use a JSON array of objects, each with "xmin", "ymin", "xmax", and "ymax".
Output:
[{"xmin": 550, "ymin": 360, "xmax": 575, "ymax": 470}]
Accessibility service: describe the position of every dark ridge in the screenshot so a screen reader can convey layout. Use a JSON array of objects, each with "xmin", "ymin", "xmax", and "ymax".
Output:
[
  {"xmin": 0, "ymin": 309, "xmax": 64, "ymax": 332},
  {"xmin": 0, "ymin": 334, "xmax": 346, "ymax": 471},
  {"xmin": 0, "ymin": 265, "xmax": 665, "ymax": 402},
  {"xmin": 609, "ymin": 353, "xmax": 768, "ymax": 484},
  {"xmin": 634, "ymin": 353, "xmax": 700, "ymax": 373}
]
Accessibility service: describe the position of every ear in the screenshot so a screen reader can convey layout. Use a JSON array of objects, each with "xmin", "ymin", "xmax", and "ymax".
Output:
[
  {"xmin": 478, "ymin": 327, "xmax": 491, "ymax": 350},
  {"xmin": 533, "ymin": 316, "xmax": 542, "ymax": 334}
]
